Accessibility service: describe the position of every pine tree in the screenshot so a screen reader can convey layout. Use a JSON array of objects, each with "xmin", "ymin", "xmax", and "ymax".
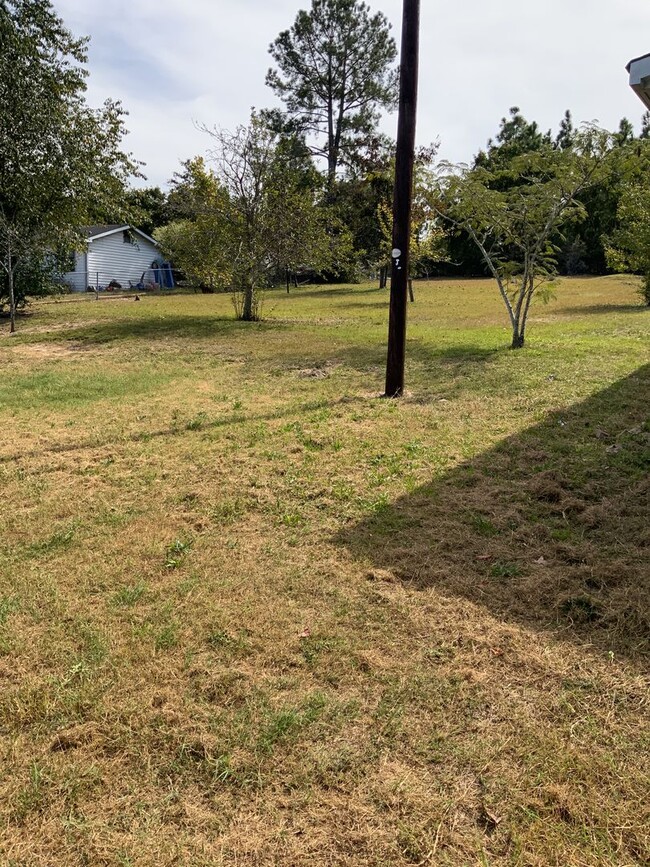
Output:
[{"xmin": 266, "ymin": 0, "xmax": 397, "ymax": 184}]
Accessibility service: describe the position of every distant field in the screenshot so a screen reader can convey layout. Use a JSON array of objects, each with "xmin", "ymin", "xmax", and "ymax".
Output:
[{"xmin": 1, "ymin": 276, "xmax": 648, "ymax": 866}]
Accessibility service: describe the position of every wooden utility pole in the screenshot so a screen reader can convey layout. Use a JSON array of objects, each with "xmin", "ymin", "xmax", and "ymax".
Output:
[{"xmin": 384, "ymin": 0, "xmax": 420, "ymax": 397}]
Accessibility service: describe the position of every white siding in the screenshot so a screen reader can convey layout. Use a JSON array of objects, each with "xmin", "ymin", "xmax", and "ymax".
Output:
[
  {"xmin": 63, "ymin": 230, "xmax": 161, "ymax": 291},
  {"xmin": 62, "ymin": 252, "xmax": 87, "ymax": 292}
]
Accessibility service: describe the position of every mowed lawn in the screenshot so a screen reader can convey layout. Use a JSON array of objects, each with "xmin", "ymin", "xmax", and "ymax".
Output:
[{"xmin": 0, "ymin": 276, "xmax": 648, "ymax": 867}]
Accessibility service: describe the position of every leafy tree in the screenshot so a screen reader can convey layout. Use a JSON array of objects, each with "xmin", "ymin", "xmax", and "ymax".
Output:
[
  {"xmin": 211, "ymin": 117, "xmax": 347, "ymax": 318},
  {"xmin": 614, "ymin": 117, "xmax": 635, "ymax": 147},
  {"xmin": 124, "ymin": 187, "xmax": 170, "ymax": 237},
  {"xmin": 474, "ymin": 107, "xmax": 552, "ymax": 171},
  {"xmin": 329, "ymin": 140, "xmax": 443, "ymax": 283},
  {"xmin": 155, "ymin": 159, "xmax": 232, "ymax": 290},
  {"xmin": 440, "ymin": 107, "xmax": 557, "ymax": 280},
  {"xmin": 376, "ymin": 151, "xmax": 445, "ymax": 284},
  {"xmin": 605, "ymin": 142, "xmax": 650, "ymax": 305},
  {"xmin": 158, "ymin": 118, "xmax": 342, "ymax": 319},
  {"xmin": 442, "ymin": 108, "xmax": 648, "ymax": 279},
  {"xmin": 437, "ymin": 130, "xmax": 611, "ymax": 348},
  {"xmin": 327, "ymin": 134, "xmax": 394, "ymax": 278},
  {"xmin": 0, "ymin": 0, "xmax": 138, "ymax": 331},
  {"xmin": 266, "ymin": 0, "xmax": 397, "ymax": 184},
  {"xmin": 567, "ymin": 119, "xmax": 641, "ymax": 274}
]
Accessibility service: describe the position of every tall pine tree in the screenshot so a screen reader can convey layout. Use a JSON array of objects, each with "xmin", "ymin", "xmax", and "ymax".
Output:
[{"xmin": 266, "ymin": 0, "xmax": 397, "ymax": 184}]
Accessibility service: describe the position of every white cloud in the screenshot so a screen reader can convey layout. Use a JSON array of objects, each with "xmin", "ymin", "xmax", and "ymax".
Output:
[{"xmin": 53, "ymin": 0, "xmax": 650, "ymax": 187}]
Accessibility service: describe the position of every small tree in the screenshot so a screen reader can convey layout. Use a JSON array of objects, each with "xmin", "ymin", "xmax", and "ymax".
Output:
[
  {"xmin": 0, "ymin": 0, "xmax": 138, "ymax": 331},
  {"xmin": 437, "ymin": 130, "xmax": 610, "ymax": 348},
  {"xmin": 266, "ymin": 0, "xmax": 397, "ymax": 184},
  {"xmin": 210, "ymin": 118, "xmax": 343, "ymax": 319},
  {"xmin": 156, "ymin": 158, "xmax": 232, "ymax": 290},
  {"xmin": 159, "ymin": 118, "xmax": 340, "ymax": 320}
]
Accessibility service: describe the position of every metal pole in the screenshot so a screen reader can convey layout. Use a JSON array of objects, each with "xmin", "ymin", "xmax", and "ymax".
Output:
[{"xmin": 384, "ymin": 0, "xmax": 420, "ymax": 397}]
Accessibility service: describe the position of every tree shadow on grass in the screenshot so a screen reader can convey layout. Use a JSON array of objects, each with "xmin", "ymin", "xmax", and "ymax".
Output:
[
  {"xmin": 337, "ymin": 301, "xmax": 389, "ymax": 310},
  {"xmin": 284, "ymin": 285, "xmax": 382, "ymax": 300},
  {"xmin": 17, "ymin": 315, "xmax": 288, "ymax": 346},
  {"xmin": 336, "ymin": 364, "xmax": 650, "ymax": 660}
]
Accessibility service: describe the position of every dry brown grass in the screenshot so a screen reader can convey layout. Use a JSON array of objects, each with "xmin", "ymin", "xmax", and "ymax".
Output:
[{"xmin": 0, "ymin": 277, "xmax": 648, "ymax": 866}]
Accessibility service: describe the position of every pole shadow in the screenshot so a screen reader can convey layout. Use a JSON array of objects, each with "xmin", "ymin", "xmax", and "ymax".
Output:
[{"xmin": 336, "ymin": 364, "xmax": 649, "ymax": 660}]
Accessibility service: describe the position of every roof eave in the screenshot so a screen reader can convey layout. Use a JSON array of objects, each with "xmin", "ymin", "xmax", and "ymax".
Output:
[{"xmin": 87, "ymin": 225, "xmax": 159, "ymax": 247}]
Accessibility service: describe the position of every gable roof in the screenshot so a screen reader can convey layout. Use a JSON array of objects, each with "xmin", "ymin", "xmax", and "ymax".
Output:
[{"xmin": 82, "ymin": 225, "xmax": 159, "ymax": 246}]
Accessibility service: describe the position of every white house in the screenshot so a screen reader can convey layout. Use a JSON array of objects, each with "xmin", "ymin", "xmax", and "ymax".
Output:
[{"xmin": 62, "ymin": 224, "xmax": 171, "ymax": 292}]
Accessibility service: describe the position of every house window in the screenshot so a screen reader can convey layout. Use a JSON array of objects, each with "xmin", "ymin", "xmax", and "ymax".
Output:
[{"xmin": 123, "ymin": 230, "xmax": 134, "ymax": 245}]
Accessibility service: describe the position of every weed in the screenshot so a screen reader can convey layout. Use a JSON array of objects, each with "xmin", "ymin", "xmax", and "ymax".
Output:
[
  {"xmin": 165, "ymin": 538, "xmax": 192, "ymax": 569},
  {"xmin": 299, "ymin": 634, "xmax": 339, "ymax": 666},
  {"xmin": 280, "ymin": 510, "xmax": 305, "ymax": 528},
  {"xmin": 185, "ymin": 412, "xmax": 208, "ymax": 431},
  {"xmin": 257, "ymin": 693, "xmax": 327, "ymax": 755},
  {"xmin": 111, "ymin": 582, "xmax": 147, "ymax": 607},
  {"xmin": 12, "ymin": 762, "xmax": 50, "ymax": 823},
  {"xmin": 0, "ymin": 595, "xmax": 19, "ymax": 625},
  {"xmin": 470, "ymin": 512, "xmax": 500, "ymax": 537},
  {"xmin": 490, "ymin": 561, "xmax": 523, "ymax": 578},
  {"xmin": 551, "ymin": 527, "xmax": 573, "ymax": 541},
  {"xmin": 397, "ymin": 824, "xmax": 427, "ymax": 863},
  {"xmin": 27, "ymin": 524, "xmax": 77, "ymax": 556}
]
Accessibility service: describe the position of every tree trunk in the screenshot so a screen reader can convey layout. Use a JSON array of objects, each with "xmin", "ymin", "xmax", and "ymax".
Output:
[
  {"xmin": 511, "ymin": 326, "xmax": 525, "ymax": 349},
  {"xmin": 241, "ymin": 280, "xmax": 256, "ymax": 321},
  {"xmin": 286, "ymin": 269, "xmax": 290, "ymax": 293},
  {"xmin": 408, "ymin": 278, "xmax": 415, "ymax": 302},
  {"xmin": 8, "ymin": 246, "xmax": 16, "ymax": 334},
  {"xmin": 519, "ymin": 278, "xmax": 535, "ymax": 341},
  {"xmin": 379, "ymin": 266, "xmax": 388, "ymax": 289}
]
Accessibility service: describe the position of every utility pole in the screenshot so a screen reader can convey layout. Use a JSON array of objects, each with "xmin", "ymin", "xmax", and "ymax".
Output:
[{"xmin": 384, "ymin": 0, "xmax": 420, "ymax": 397}]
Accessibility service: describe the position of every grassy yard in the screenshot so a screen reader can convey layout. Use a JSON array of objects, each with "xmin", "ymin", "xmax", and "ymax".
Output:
[{"xmin": 0, "ymin": 276, "xmax": 648, "ymax": 866}]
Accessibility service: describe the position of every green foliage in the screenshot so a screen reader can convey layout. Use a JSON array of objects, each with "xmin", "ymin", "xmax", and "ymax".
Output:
[
  {"xmin": 123, "ymin": 187, "xmax": 169, "ymax": 237},
  {"xmin": 0, "ymin": 0, "xmax": 139, "ymax": 330},
  {"xmin": 605, "ymin": 160, "xmax": 650, "ymax": 305},
  {"xmin": 2, "ymin": 249, "xmax": 63, "ymax": 309},
  {"xmin": 155, "ymin": 158, "xmax": 232, "ymax": 290},
  {"xmin": 266, "ymin": 0, "xmax": 397, "ymax": 182},
  {"xmin": 474, "ymin": 106, "xmax": 553, "ymax": 171},
  {"xmin": 377, "ymin": 156, "xmax": 446, "ymax": 280},
  {"xmin": 160, "ymin": 116, "xmax": 346, "ymax": 319},
  {"xmin": 437, "ymin": 128, "xmax": 612, "ymax": 347},
  {"xmin": 439, "ymin": 108, "xmax": 650, "ymax": 279}
]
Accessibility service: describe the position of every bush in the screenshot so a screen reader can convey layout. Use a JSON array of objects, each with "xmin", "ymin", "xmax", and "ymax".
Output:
[{"xmin": 1, "ymin": 255, "xmax": 64, "ymax": 313}]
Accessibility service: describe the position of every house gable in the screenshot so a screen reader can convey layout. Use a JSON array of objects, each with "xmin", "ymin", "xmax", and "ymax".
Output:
[{"xmin": 62, "ymin": 225, "xmax": 162, "ymax": 291}]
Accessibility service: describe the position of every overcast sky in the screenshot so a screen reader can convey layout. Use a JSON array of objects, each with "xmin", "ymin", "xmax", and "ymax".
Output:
[{"xmin": 54, "ymin": 0, "xmax": 650, "ymax": 189}]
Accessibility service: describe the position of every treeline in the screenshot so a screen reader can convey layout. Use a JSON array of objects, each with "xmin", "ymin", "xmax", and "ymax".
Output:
[
  {"xmin": 4, "ymin": 0, "xmax": 650, "ymax": 332},
  {"xmin": 128, "ymin": 105, "xmax": 650, "ymax": 283}
]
